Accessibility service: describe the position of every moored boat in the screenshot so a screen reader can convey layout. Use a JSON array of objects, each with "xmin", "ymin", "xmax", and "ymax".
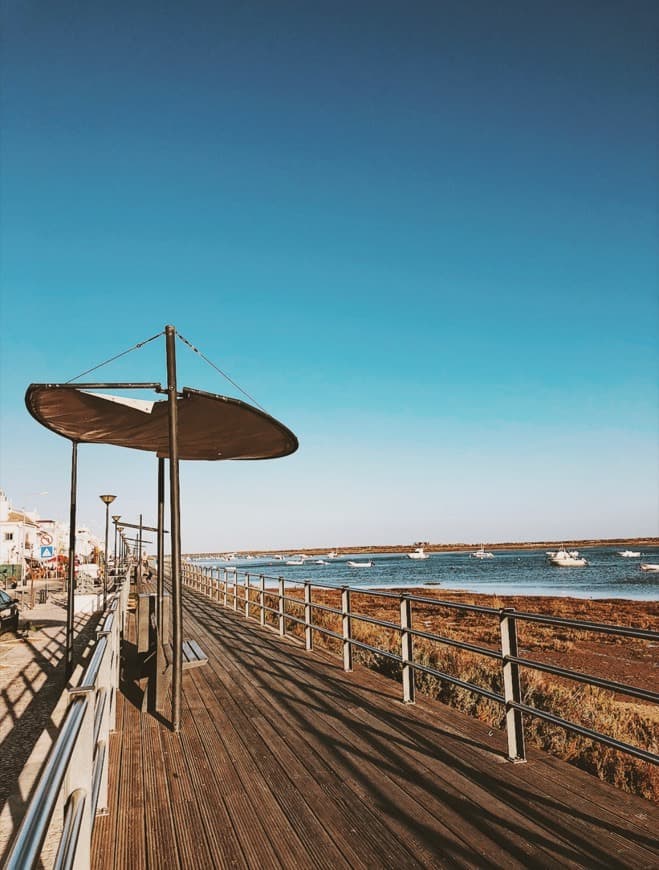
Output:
[
  {"xmin": 618, "ymin": 550, "xmax": 641, "ymax": 558},
  {"xmin": 347, "ymin": 560, "xmax": 373, "ymax": 568},
  {"xmin": 640, "ymin": 563, "xmax": 659, "ymax": 572},
  {"xmin": 548, "ymin": 548, "xmax": 588, "ymax": 567},
  {"xmin": 471, "ymin": 544, "xmax": 494, "ymax": 559},
  {"xmin": 408, "ymin": 547, "xmax": 429, "ymax": 560}
]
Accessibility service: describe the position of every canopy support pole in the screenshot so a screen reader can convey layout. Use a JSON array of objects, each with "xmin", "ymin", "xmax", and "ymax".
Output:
[
  {"xmin": 65, "ymin": 441, "xmax": 78, "ymax": 681},
  {"xmin": 157, "ymin": 457, "xmax": 165, "ymax": 638},
  {"xmin": 166, "ymin": 325, "xmax": 183, "ymax": 732},
  {"xmin": 138, "ymin": 514, "xmax": 143, "ymax": 582}
]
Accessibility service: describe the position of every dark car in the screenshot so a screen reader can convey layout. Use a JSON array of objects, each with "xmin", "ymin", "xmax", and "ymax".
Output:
[{"xmin": 0, "ymin": 589, "xmax": 19, "ymax": 634}]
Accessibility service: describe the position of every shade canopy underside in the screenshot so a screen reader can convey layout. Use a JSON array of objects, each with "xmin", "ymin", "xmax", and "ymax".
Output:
[{"xmin": 25, "ymin": 385, "xmax": 298, "ymax": 461}]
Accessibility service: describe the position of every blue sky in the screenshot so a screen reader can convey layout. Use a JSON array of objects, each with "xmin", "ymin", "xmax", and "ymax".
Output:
[{"xmin": 1, "ymin": 1, "xmax": 657, "ymax": 550}]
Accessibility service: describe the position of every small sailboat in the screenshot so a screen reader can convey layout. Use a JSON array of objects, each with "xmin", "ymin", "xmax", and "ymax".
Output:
[
  {"xmin": 347, "ymin": 560, "xmax": 373, "ymax": 568},
  {"xmin": 471, "ymin": 544, "xmax": 494, "ymax": 559},
  {"xmin": 286, "ymin": 558, "xmax": 304, "ymax": 566},
  {"xmin": 618, "ymin": 550, "xmax": 640, "ymax": 558}
]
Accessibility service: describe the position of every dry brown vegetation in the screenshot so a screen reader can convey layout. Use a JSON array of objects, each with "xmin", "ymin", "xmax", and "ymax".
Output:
[{"xmin": 254, "ymin": 586, "xmax": 659, "ymax": 801}]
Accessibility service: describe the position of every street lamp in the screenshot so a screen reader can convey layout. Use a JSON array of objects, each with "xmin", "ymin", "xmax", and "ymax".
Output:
[
  {"xmin": 112, "ymin": 515, "xmax": 121, "ymax": 571},
  {"xmin": 99, "ymin": 494, "xmax": 116, "ymax": 608}
]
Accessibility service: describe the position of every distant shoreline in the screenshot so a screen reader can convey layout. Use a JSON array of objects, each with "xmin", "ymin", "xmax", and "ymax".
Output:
[{"xmin": 186, "ymin": 537, "xmax": 659, "ymax": 558}]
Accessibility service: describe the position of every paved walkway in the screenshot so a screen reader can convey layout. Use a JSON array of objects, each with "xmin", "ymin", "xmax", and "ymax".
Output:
[{"xmin": 92, "ymin": 588, "xmax": 659, "ymax": 869}]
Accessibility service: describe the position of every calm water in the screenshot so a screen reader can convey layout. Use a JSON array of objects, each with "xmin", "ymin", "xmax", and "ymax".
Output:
[{"xmin": 198, "ymin": 546, "xmax": 659, "ymax": 601}]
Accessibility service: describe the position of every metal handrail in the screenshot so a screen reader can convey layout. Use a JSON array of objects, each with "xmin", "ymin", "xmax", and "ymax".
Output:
[
  {"xmin": 4, "ymin": 575, "xmax": 129, "ymax": 869},
  {"xmin": 4, "ymin": 699, "xmax": 87, "ymax": 870},
  {"xmin": 181, "ymin": 564, "xmax": 659, "ymax": 769}
]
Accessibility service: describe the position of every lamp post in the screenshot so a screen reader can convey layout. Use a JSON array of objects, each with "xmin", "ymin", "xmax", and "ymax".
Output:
[
  {"xmin": 112, "ymin": 515, "xmax": 121, "ymax": 572},
  {"xmin": 99, "ymin": 494, "xmax": 116, "ymax": 609}
]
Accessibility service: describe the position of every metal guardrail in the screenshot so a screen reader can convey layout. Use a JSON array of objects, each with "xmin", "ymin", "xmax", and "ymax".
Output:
[
  {"xmin": 182, "ymin": 563, "xmax": 659, "ymax": 767},
  {"xmin": 5, "ymin": 572, "xmax": 130, "ymax": 870}
]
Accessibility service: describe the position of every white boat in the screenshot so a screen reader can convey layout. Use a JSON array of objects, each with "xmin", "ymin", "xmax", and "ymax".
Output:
[
  {"xmin": 347, "ymin": 560, "xmax": 373, "ymax": 568},
  {"xmin": 408, "ymin": 547, "xmax": 429, "ymax": 560},
  {"xmin": 314, "ymin": 559, "xmax": 327, "ymax": 565},
  {"xmin": 327, "ymin": 551, "xmax": 338, "ymax": 559},
  {"xmin": 548, "ymin": 548, "xmax": 588, "ymax": 567},
  {"xmin": 286, "ymin": 558, "xmax": 304, "ymax": 566},
  {"xmin": 471, "ymin": 545, "xmax": 494, "ymax": 559},
  {"xmin": 618, "ymin": 550, "xmax": 640, "ymax": 558},
  {"xmin": 640, "ymin": 563, "xmax": 659, "ymax": 572}
]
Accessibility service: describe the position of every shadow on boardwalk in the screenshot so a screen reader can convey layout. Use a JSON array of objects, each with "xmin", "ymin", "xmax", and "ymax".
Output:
[{"xmin": 93, "ymin": 589, "xmax": 659, "ymax": 868}]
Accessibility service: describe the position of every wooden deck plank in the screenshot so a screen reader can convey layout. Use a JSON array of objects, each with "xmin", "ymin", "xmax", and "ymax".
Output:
[
  {"xmin": 115, "ymin": 698, "xmax": 147, "ymax": 869},
  {"xmin": 186, "ymin": 591, "xmax": 659, "ymax": 868},
  {"xmin": 193, "ymin": 605, "xmax": 559, "ymax": 869},
  {"xmin": 90, "ymin": 688, "xmax": 124, "ymax": 867},
  {"xmin": 91, "ymin": 589, "xmax": 659, "ymax": 870},
  {"xmin": 175, "ymin": 678, "xmax": 257, "ymax": 869},
  {"xmin": 196, "ymin": 625, "xmax": 482, "ymax": 868},
  {"xmin": 140, "ymin": 710, "xmax": 180, "ymax": 870},
  {"xmin": 194, "ymin": 658, "xmax": 424, "ymax": 868}
]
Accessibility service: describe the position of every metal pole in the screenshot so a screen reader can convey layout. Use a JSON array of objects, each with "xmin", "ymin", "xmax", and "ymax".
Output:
[
  {"xmin": 138, "ymin": 514, "xmax": 143, "ymax": 581},
  {"xmin": 157, "ymin": 458, "xmax": 165, "ymax": 639},
  {"xmin": 166, "ymin": 325, "xmax": 183, "ymax": 733},
  {"xmin": 65, "ymin": 442, "xmax": 78, "ymax": 681},
  {"xmin": 103, "ymin": 503, "xmax": 110, "ymax": 609},
  {"xmin": 113, "ymin": 520, "xmax": 119, "ymax": 572}
]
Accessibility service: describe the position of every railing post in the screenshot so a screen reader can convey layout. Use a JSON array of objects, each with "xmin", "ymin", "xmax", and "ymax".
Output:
[
  {"xmin": 278, "ymin": 577, "xmax": 286, "ymax": 636},
  {"xmin": 260, "ymin": 574, "xmax": 266, "ymax": 626},
  {"xmin": 245, "ymin": 573, "xmax": 251, "ymax": 618},
  {"xmin": 233, "ymin": 573, "xmax": 238, "ymax": 611},
  {"xmin": 500, "ymin": 608, "xmax": 526, "ymax": 763},
  {"xmin": 342, "ymin": 587, "xmax": 353, "ymax": 671},
  {"xmin": 223, "ymin": 569, "xmax": 228, "ymax": 607},
  {"xmin": 304, "ymin": 581, "xmax": 313, "ymax": 650},
  {"xmin": 64, "ymin": 688, "xmax": 94, "ymax": 868},
  {"xmin": 400, "ymin": 594, "xmax": 415, "ymax": 703}
]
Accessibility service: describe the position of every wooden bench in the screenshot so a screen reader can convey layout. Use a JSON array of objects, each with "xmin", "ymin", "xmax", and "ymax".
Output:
[
  {"xmin": 150, "ymin": 614, "xmax": 208, "ymax": 714},
  {"xmin": 163, "ymin": 638, "xmax": 209, "ymax": 671}
]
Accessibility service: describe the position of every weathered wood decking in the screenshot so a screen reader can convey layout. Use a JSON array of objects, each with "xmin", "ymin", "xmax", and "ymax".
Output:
[{"xmin": 92, "ymin": 589, "xmax": 659, "ymax": 869}]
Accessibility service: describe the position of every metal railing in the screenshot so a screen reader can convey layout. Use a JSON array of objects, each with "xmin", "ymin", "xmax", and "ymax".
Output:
[
  {"xmin": 5, "ymin": 573, "xmax": 129, "ymax": 870},
  {"xmin": 182, "ymin": 563, "xmax": 659, "ymax": 767}
]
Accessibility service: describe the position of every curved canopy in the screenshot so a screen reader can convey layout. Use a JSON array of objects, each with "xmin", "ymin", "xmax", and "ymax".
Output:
[{"xmin": 25, "ymin": 385, "xmax": 298, "ymax": 461}]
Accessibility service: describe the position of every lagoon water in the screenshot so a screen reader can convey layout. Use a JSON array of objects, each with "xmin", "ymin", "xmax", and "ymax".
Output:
[{"xmin": 199, "ymin": 546, "xmax": 659, "ymax": 601}]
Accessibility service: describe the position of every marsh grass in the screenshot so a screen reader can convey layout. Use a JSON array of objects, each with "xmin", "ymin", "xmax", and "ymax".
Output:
[{"xmin": 259, "ymin": 584, "xmax": 659, "ymax": 801}]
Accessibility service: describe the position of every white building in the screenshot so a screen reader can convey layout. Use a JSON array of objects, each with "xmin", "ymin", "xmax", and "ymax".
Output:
[{"xmin": 0, "ymin": 489, "xmax": 100, "ymax": 579}]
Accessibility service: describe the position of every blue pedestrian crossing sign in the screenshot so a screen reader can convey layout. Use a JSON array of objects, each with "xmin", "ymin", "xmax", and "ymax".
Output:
[{"xmin": 40, "ymin": 545, "xmax": 54, "ymax": 559}]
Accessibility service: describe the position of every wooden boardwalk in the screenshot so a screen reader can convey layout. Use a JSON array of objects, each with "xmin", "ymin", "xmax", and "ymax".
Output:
[{"xmin": 92, "ymin": 589, "xmax": 659, "ymax": 869}]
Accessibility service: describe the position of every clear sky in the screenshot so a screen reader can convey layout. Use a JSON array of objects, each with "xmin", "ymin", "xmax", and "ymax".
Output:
[{"xmin": 1, "ymin": 1, "xmax": 657, "ymax": 551}]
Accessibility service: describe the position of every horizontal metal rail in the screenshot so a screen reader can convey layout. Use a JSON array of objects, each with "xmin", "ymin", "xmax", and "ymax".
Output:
[
  {"xmin": 412, "ymin": 659, "xmax": 505, "ymax": 705},
  {"xmin": 4, "ymin": 579, "xmax": 128, "ymax": 870},
  {"xmin": 508, "ymin": 654, "xmax": 659, "ymax": 704},
  {"xmin": 5, "ymin": 698, "xmax": 87, "ymax": 870},
  {"xmin": 509, "ymin": 700, "xmax": 659, "ymax": 765},
  {"xmin": 410, "ymin": 626, "xmax": 503, "ymax": 660}
]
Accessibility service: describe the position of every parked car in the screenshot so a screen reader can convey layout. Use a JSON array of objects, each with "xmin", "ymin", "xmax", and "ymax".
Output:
[{"xmin": 0, "ymin": 588, "xmax": 19, "ymax": 634}]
